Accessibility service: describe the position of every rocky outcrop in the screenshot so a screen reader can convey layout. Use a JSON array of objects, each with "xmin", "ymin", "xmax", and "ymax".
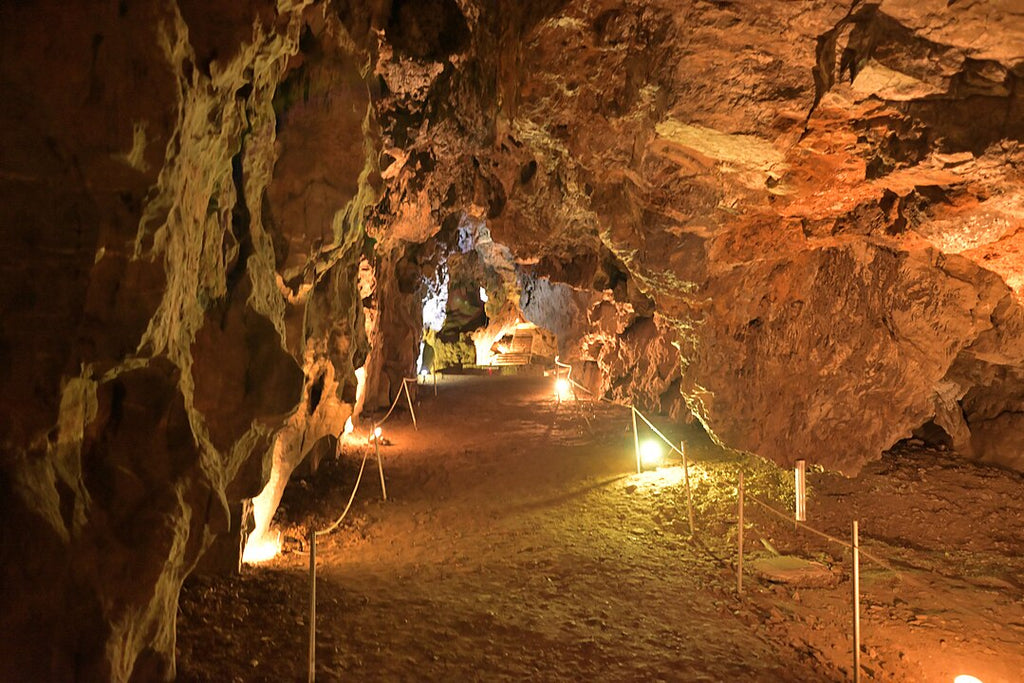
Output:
[
  {"xmin": 361, "ymin": 244, "xmax": 426, "ymax": 410},
  {"xmin": 362, "ymin": 0, "xmax": 1024, "ymax": 473},
  {"xmin": 5, "ymin": 0, "xmax": 1024, "ymax": 679},
  {"xmin": 0, "ymin": 2, "xmax": 374, "ymax": 679}
]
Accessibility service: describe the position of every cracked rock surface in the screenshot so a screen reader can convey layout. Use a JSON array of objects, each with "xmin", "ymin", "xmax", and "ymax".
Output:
[
  {"xmin": 364, "ymin": 0, "xmax": 1024, "ymax": 473},
  {"xmin": 2, "ymin": 0, "xmax": 1024, "ymax": 679},
  {"xmin": 1, "ymin": 2, "xmax": 372, "ymax": 679}
]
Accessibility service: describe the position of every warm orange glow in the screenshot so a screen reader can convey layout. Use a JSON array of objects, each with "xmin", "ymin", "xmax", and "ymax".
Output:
[
  {"xmin": 640, "ymin": 439, "xmax": 663, "ymax": 468},
  {"xmin": 554, "ymin": 377, "xmax": 572, "ymax": 401},
  {"xmin": 245, "ymin": 445, "xmax": 289, "ymax": 565},
  {"xmin": 344, "ymin": 416, "xmax": 354, "ymax": 434},
  {"xmin": 241, "ymin": 530, "xmax": 281, "ymax": 564},
  {"xmin": 954, "ymin": 676, "xmax": 983, "ymax": 683}
]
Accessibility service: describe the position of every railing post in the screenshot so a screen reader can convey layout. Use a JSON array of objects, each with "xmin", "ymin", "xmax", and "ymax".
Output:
[
  {"xmin": 682, "ymin": 441, "xmax": 695, "ymax": 538},
  {"xmin": 852, "ymin": 520, "xmax": 861, "ymax": 683},
  {"xmin": 403, "ymin": 379, "xmax": 418, "ymax": 430},
  {"xmin": 631, "ymin": 407, "xmax": 641, "ymax": 474},
  {"xmin": 795, "ymin": 459, "xmax": 806, "ymax": 522},
  {"xmin": 737, "ymin": 471, "xmax": 745, "ymax": 594},
  {"xmin": 308, "ymin": 527, "xmax": 316, "ymax": 683},
  {"xmin": 374, "ymin": 424, "xmax": 387, "ymax": 501}
]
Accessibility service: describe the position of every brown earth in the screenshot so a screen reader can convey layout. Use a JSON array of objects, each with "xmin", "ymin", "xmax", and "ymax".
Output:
[{"xmin": 178, "ymin": 374, "xmax": 1024, "ymax": 682}]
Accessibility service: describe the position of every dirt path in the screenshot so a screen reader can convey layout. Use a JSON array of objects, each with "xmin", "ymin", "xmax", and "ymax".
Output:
[
  {"xmin": 178, "ymin": 374, "xmax": 1024, "ymax": 682},
  {"xmin": 302, "ymin": 375, "xmax": 832, "ymax": 681}
]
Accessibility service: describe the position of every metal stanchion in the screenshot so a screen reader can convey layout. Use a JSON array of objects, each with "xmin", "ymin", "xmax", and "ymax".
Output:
[
  {"xmin": 852, "ymin": 520, "xmax": 861, "ymax": 683},
  {"xmin": 681, "ymin": 441, "xmax": 695, "ymax": 537},
  {"xmin": 631, "ymin": 407, "xmax": 641, "ymax": 474},
  {"xmin": 308, "ymin": 527, "xmax": 316, "ymax": 683},
  {"xmin": 737, "ymin": 471, "xmax": 745, "ymax": 594}
]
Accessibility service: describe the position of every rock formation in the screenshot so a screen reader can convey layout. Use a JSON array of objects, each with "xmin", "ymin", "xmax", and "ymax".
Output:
[
  {"xmin": 364, "ymin": 0, "xmax": 1024, "ymax": 473},
  {"xmin": 2, "ymin": 0, "xmax": 1024, "ymax": 679},
  {"xmin": 0, "ymin": 2, "xmax": 373, "ymax": 679}
]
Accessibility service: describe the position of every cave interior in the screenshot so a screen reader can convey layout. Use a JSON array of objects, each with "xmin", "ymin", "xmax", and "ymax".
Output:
[{"xmin": 1, "ymin": 1, "xmax": 1024, "ymax": 681}]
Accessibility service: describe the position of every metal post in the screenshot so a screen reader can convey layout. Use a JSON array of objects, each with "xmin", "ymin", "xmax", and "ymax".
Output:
[
  {"xmin": 308, "ymin": 527, "xmax": 316, "ymax": 683},
  {"xmin": 852, "ymin": 520, "xmax": 860, "ymax": 683},
  {"xmin": 795, "ymin": 459, "xmax": 806, "ymax": 522},
  {"xmin": 403, "ymin": 380, "xmax": 418, "ymax": 430},
  {"xmin": 375, "ymin": 425, "xmax": 387, "ymax": 501},
  {"xmin": 631, "ymin": 407, "xmax": 641, "ymax": 474},
  {"xmin": 682, "ymin": 441, "xmax": 695, "ymax": 538},
  {"xmin": 737, "ymin": 471, "xmax": 745, "ymax": 594}
]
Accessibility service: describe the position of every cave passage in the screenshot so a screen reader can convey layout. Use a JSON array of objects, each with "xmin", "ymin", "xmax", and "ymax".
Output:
[
  {"xmin": 6, "ymin": 2, "xmax": 1024, "ymax": 680},
  {"xmin": 178, "ymin": 374, "xmax": 1024, "ymax": 682}
]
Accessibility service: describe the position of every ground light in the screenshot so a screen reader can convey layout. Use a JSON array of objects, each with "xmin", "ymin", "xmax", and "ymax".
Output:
[
  {"xmin": 954, "ymin": 676, "xmax": 983, "ymax": 683},
  {"xmin": 640, "ymin": 439, "xmax": 663, "ymax": 468},
  {"xmin": 241, "ymin": 530, "xmax": 281, "ymax": 564},
  {"xmin": 554, "ymin": 377, "xmax": 572, "ymax": 401}
]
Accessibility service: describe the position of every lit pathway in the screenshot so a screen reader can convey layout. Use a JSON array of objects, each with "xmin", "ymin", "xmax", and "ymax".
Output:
[{"xmin": 307, "ymin": 375, "xmax": 833, "ymax": 681}]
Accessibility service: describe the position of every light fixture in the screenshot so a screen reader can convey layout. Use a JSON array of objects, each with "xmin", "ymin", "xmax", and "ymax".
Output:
[
  {"xmin": 343, "ymin": 416, "xmax": 354, "ymax": 434},
  {"xmin": 640, "ymin": 439, "xmax": 663, "ymax": 468},
  {"xmin": 373, "ymin": 426, "xmax": 382, "ymax": 440},
  {"xmin": 241, "ymin": 530, "xmax": 281, "ymax": 565},
  {"xmin": 554, "ymin": 377, "xmax": 572, "ymax": 401},
  {"xmin": 954, "ymin": 676, "xmax": 983, "ymax": 683}
]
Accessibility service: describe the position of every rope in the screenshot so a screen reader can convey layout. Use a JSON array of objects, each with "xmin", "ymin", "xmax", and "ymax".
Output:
[
  {"xmin": 315, "ymin": 450, "xmax": 369, "ymax": 536},
  {"xmin": 375, "ymin": 379, "xmax": 407, "ymax": 426},
  {"xmin": 569, "ymin": 378, "xmax": 620, "ymax": 405},
  {"xmin": 743, "ymin": 490, "xmax": 1005, "ymax": 623},
  {"xmin": 745, "ymin": 493, "xmax": 898, "ymax": 573},
  {"xmin": 375, "ymin": 377, "xmax": 419, "ymax": 427},
  {"xmin": 554, "ymin": 357, "xmax": 620, "ymax": 407},
  {"xmin": 632, "ymin": 406, "xmax": 685, "ymax": 459},
  {"xmin": 316, "ymin": 378, "xmax": 421, "ymax": 537}
]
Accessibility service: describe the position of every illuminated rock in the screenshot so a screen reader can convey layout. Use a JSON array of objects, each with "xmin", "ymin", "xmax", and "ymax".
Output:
[
  {"xmin": 4, "ymin": 0, "xmax": 1024, "ymax": 679},
  {"xmin": 0, "ymin": 3, "xmax": 371, "ymax": 679}
]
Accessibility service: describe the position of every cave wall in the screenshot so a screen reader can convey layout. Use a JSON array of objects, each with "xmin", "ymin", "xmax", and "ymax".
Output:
[
  {"xmin": 489, "ymin": 0, "xmax": 1024, "ymax": 473},
  {"xmin": 0, "ymin": 2, "xmax": 374, "ymax": 679},
  {"xmin": 361, "ymin": 244, "xmax": 425, "ymax": 411},
  {"xmin": 4, "ymin": 0, "xmax": 1024, "ymax": 678},
  {"xmin": 361, "ymin": 0, "xmax": 1024, "ymax": 473}
]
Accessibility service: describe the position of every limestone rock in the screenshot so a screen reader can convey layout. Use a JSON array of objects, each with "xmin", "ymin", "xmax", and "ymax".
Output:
[
  {"xmin": 361, "ymin": 0, "xmax": 1024, "ymax": 475},
  {"xmin": 6, "ymin": 0, "xmax": 1024, "ymax": 679},
  {"xmin": 0, "ymin": 2, "xmax": 373, "ymax": 679}
]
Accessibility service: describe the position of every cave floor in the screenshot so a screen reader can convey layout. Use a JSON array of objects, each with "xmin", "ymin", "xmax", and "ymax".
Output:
[{"xmin": 178, "ymin": 375, "xmax": 1024, "ymax": 682}]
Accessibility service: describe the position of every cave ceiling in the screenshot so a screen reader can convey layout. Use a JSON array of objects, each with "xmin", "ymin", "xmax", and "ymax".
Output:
[
  {"xmin": 366, "ymin": 0, "xmax": 1024, "ymax": 473},
  {"xmin": 2, "ymin": 1, "xmax": 1024, "ymax": 679}
]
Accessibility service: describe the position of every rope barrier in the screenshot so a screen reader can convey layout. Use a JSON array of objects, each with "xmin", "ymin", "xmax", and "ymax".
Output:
[
  {"xmin": 569, "ymin": 377, "xmax": 620, "ymax": 405},
  {"xmin": 740, "ymin": 478, "xmax": 1004, "ymax": 642},
  {"xmin": 620, "ymin": 391, "xmax": 987, "ymax": 615},
  {"xmin": 315, "ymin": 450, "xmax": 369, "ymax": 536},
  {"xmin": 745, "ymin": 493, "xmax": 900, "ymax": 573},
  {"xmin": 375, "ymin": 377, "xmax": 416, "ymax": 426},
  {"xmin": 632, "ymin": 406, "xmax": 685, "ymax": 460},
  {"xmin": 316, "ymin": 376, "xmax": 423, "ymax": 537}
]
